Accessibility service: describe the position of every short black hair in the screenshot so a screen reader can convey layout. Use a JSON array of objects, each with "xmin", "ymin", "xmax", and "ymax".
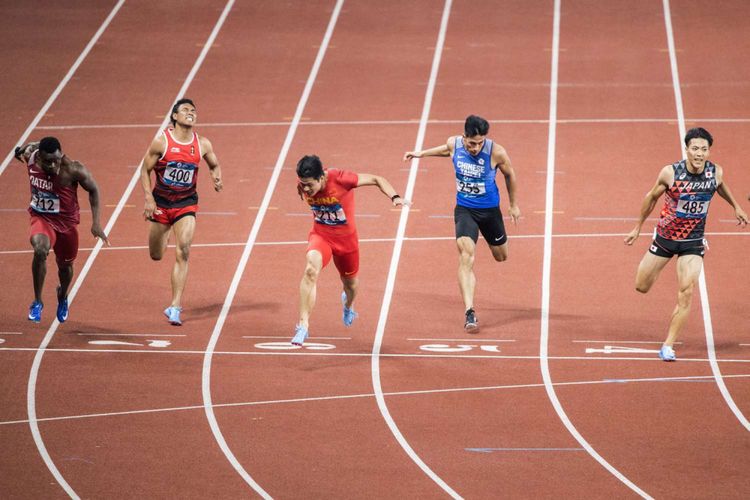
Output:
[
  {"xmin": 684, "ymin": 127, "xmax": 713, "ymax": 147},
  {"xmin": 464, "ymin": 115, "xmax": 489, "ymax": 137},
  {"xmin": 39, "ymin": 137, "xmax": 62, "ymax": 154},
  {"xmin": 296, "ymin": 155, "xmax": 325, "ymax": 179},
  {"xmin": 171, "ymin": 98, "xmax": 196, "ymax": 126}
]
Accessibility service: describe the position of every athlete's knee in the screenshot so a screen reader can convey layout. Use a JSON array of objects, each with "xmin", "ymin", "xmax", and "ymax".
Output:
[
  {"xmin": 677, "ymin": 282, "xmax": 695, "ymax": 306},
  {"xmin": 303, "ymin": 263, "xmax": 320, "ymax": 283},
  {"xmin": 492, "ymin": 247, "xmax": 508, "ymax": 262},
  {"xmin": 635, "ymin": 281, "xmax": 650, "ymax": 294},
  {"xmin": 149, "ymin": 247, "xmax": 164, "ymax": 261},
  {"xmin": 32, "ymin": 245, "xmax": 49, "ymax": 261},
  {"xmin": 175, "ymin": 242, "xmax": 191, "ymax": 262}
]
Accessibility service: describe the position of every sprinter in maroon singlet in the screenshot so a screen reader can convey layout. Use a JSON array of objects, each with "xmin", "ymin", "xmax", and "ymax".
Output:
[
  {"xmin": 625, "ymin": 128, "xmax": 748, "ymax": 361},
  {"xmin": 15, "ymin": 137, "xmax": 109, "ymax": 323},
  {"xmin": 140, "ymin": 98, "xmax": 223, "ymax": 326}
]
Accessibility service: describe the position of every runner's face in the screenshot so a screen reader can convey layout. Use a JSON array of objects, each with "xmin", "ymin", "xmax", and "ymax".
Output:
[
  {"xmin": 298, "ymin": 176, "xmax": 324, "ymax": 197},
  {"xmin": 685, "ymin": 138, "xmax": 710, "ymax": 170},
  {"xmin": 462, "ymin": 134, "xmax": 485, "ymax": 156},
  {"xmin": 173, "ymin": 104, "xmax": 197, "ymax": 126},
  {"xmin": 38, "ymin": 149, "xmax": 63, "ymax": 173}
]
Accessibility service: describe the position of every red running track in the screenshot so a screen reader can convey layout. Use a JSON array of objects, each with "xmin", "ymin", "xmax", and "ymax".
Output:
[{"xmin": 0, "ymin": 0, "xmax": 748, "ymax": 498}]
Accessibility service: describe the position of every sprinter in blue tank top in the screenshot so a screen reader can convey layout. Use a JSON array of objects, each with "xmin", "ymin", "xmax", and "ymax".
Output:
[{"xmin": 404, "ymin": 115, "xmax": 520, "ymax": 332}]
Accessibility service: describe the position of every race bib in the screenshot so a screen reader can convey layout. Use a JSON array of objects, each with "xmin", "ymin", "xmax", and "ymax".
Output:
[
  {"xmin": 30, "ymin": 191, "xmax": 60, "ymax": 213},
  {"xmin": 312, "ymin": 204, "xmax": 347, "ymax": 226},
  {"xmin": 456, "ymin": 178, "xmax": 486, "ymax": 196},
  {"xmin": 676, "ymin": 193, "xmax": 711, "ymax": 219},
  {"xmin": 164, "ymin": 161, "xmax": 196, "ymax": 187}
]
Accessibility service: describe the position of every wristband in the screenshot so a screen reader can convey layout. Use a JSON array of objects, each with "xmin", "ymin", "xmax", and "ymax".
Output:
[{"xmin": 391, "ymin": 194, "xmax": 401, "ymax": 202}]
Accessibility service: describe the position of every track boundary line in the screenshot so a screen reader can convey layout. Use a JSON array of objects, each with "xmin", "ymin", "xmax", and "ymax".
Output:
[
  {"xmin": 0, "ymin": 0, "xmax": 126, "ymax": 178},
  {"xmin": 369, "ymin": 1, "xmax": 460, "ymax": 498},
  {"xmin": 662, "ymin": 0, "xmax": 749, "ymax": 431},
  {"xmin": 25, "ymin": 2, "xmax": 237, "ymax": 498},
  {"xmin": 199, "ymin": 1, "xmax": 345, "ymax": 498},
  {"xmin": 33, "ymin": 117, "xmax": 750, "ymax": 131},
  {"xmin": 538, "ymin": 1, "xmax": 652, "ymax": 497},
  {"xmin": 4, "ymin": 373, "xmax": 748, "ymax": 427}
]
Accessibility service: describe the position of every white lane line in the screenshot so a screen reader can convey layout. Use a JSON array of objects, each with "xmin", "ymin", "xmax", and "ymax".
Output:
[
  {"xmin": 2, "ymin": 231, "xmax": 748, "ymax": 257},
  {"xmin": 74, "ymin": 333, "xmax": 186, "ymax": 337},
  {"xmin": 572, "ymin": 340, "xmax": 682, "ymax": 345},
  {"xmin": 5, "ymin": 373, "xmax": 749, "ymax": 427},
  {"xmin": 0, "ymin": 0, "xmax": 126, "ymax": 178},
  {"xmin": 662, "ymin": 0, "xmax": 749, "ymax": 432},
  {"xmin": 200, "ymin": 2, "xmax": 343, "ymax": 498},
  {"xmin": 539, "ymin": 2, "xmax": 651, "ymax": 498},
  {"xmin": 5, "ymin": 346, "xmax": 750, "ymax": 364},
  {"xmin": 370, "ymin": 1, "xmax": 460, "ymax": 498},
  {"xmin": 25, "ymin": 2, "xmax": 238, "ymax": 499},
  {"xmin": 33, "ymin": 117, "xmax": 750, "ymax": 131}
]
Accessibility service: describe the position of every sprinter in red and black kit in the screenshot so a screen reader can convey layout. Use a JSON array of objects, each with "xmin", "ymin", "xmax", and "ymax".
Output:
[
  {"xmin": 625, "ymin": 128, "xmax": 748, "ymax": 361},
  {"xmin": 140, "ymin": 98, "xmax": 223, "ymax": 325},
  {"xmin": 15, "ymin": 137, "xmax": 109, "ymax": 323}
]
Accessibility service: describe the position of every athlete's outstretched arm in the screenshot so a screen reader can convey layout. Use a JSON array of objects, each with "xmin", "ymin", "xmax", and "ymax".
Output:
[
  {"xmin": 356, "ymin": 173, "xmax": 410, "ymax": 207},
  {"xmin": 624, "ymin": 165, "xmax": 671, "ymax": 245},
  {"xmin": 403, "ymin": 136, "xmax": 454, "ymax": 161},
  {"xmin": 139, "ymin": 135, "xmax": 165, "ymax": 220},
  {"xmin": 714, "ymin": 166, "xmax": 748, "ymax": 226},
  {"xmin": 75, "ymin": 162, "xmax": 110, "ymax": 245},
  {"xmin": 199, "ymin": 136, "xmax": 223, "ymax": 192},
  {"xmin": 493, "ymin": 145, "xmax": 520, "ymax": 224}
]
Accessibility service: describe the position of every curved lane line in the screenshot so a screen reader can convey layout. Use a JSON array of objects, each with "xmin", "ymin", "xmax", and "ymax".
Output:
[
  {"xmin": 538, "ymin": 1, "xmax": 652, "ymax": 497},
  {"xmin": 661, "ymin": 0, "xmax": 749, "ymax": 431},
  {"xmin": 26, "ymin": 1, "xmax": 236, "ymax": 497},
  {"xmin": 200, "ymin": 1, "xmax": 345, "ymax": 497},
  {"xmin": 369, "ymin": 1, "xmax": 461, "ymax": 498},
  {"xmin": 0, "ymin": 0, "xmax": 126, "ymax": 177}
]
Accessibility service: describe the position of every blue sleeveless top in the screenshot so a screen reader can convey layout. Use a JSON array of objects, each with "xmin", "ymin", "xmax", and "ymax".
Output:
[{"xmin": 452, "ymin": 137, "xmax": 499, "ymax": 208}]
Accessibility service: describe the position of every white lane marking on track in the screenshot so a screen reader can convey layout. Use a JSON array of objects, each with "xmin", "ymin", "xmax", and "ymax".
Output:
[
  {"xmin": 538, "ymin": 1, "xmax": 651, "ymax": 498},
  {"xmin": 25, "ymin": 2, "xmax": 244, "ymax": 499},
  {"xmin": 3, "ymin": 231, "xmax": 749, "ymax": 256},
  {"xmin": 200, "ymin": 2, "xmax": 343, "ymax": 498},
  {"xmin": 34, "ymin": 116, "xmax": 750, "ymax": 131},
  {"xmin": 75, "ymin": 333, "xmax": 186, "ymax": 337},
  {"xmin": 4, "ymin": 373, "xmax": 749, "ymax": 427},
  {"xmin": 662, "ymin": 0, "xmax": 750, "ymax": 432},
  {"xmin": 370, "ymin": 1, "xmax": 461, "ymax": 498},
  {"xmin": 0, "ymin": 1, "xmax": 125, "ymax": 178}
]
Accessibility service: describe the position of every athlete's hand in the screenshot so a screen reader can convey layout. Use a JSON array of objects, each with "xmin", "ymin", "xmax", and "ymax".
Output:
[
  {"xmin": 91, "ymin": 224, "xmax": 110, "ymax": 246},
  {"xmin": 509, "ymin": 204, "xmax": 521, "ymax": 225},
  {"xmin": 403, "ymin": 151, "xmax": 421, "ymax": 161},
  {"xmin": 212, "ymin": 175, "xmax": 223, "ymax": 192},
  {"xmin": 624, "ymin": 227, "xmax": 640, "ymax": 245},
  {"xmin": 393, "ymin": 197, "xmax": 412, "ymax": 208},
  {"xmin": 735, "ymin": 207, "xmax": 749, "ymax": 227},
  {"xmin": 143, "ymin": 196, "xmax": 158, "ymax": 220}
]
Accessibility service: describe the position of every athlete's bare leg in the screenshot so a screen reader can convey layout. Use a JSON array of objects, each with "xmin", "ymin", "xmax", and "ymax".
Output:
[
  {"xmin": 341, "ymin": 276, "xmax": 358, "ymax": 308},
  {"xmin": 169, "ymin": 215, "xmax": 196, "ymax": 309},
  {"xmin": 457, "ymin": 236, "xmax": 477, "ymax": 311},
  {"xmin": 489, "ymin": 241, "xmax": 508, "ymax": 262},
  {"xmin": 57, "ymin": 262, "xmax": 73, "ymax": 299},
  {"xmin": 634, "ymin": 251, "xmax": 671, "ymax": 293},
  {"xmin": 663, "ymin": 254, "xmax": 702, "ymax": 346},
  {"xmin": 148, "ymin": 221, "xmax": 171, "ymax": 261},
  {"xmin": 30, "ymin": 234, "xmax": 51, "ymax": 303},
  {"xmin": 299, "ymin": 250, "xmax": 323, "ymax": 329}
]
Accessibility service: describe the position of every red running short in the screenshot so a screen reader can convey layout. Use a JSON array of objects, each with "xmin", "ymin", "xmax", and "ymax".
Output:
[
  {"xmin": 307, "ymin": 231, "xmax": 359, "ymax": 278},
  {"xmin": 149, "ymin": 204, "xmax": 198, "ymax": 225},
  {"xmin": 29, "ymin": 215, "xmax": 79, "ymax": 265}
]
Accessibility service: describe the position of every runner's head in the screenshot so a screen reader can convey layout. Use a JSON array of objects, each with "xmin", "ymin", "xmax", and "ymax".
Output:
[
  {"xmin": 684, "ymin": 127, "xmax": 713, "ymax": 147},
  {"xmin": 684, "ymin": 127, "xmax": 712, "ymax": 170},
  {"xmin": 38, "ymin": 136, "xmax": 63, "ymax": 172},
  {"xmin": 171, "ymin": 98, "xmax": 196, "ymax": 127},
  {"xmin": 296, "ymin": 155, "xmax": 326, "ymax": 197},
  {"xmin": 463, "ymin": 115, "xmax": 489, "ymax": 156}
]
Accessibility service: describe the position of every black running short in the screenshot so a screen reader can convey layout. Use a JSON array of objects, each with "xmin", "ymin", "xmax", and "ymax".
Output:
[
  {"xmin": 649, "ymin": 233, "xmax": 706, "ymax": 258},
  {"xmin": 454, "ymin": 205, "xmax": 507, "ymax": 246}
]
